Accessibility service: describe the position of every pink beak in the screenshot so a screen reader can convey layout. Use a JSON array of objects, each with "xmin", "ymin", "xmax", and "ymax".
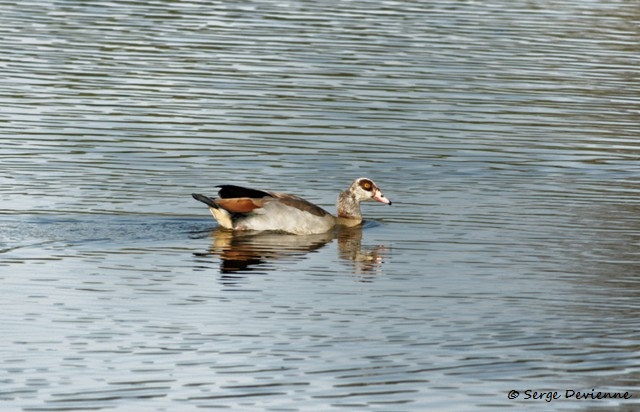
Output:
[{"xmin": 373, "ymin": 189, "xmax": 392, "ymax": 205}]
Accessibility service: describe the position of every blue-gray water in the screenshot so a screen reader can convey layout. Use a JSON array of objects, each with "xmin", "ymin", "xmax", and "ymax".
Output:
[{"xmin": 2, "ymin": 0, "xmax": 640, "ymax": 410}]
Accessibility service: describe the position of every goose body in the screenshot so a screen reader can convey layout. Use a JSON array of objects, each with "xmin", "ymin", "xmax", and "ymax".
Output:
[{"xmin": 192, "ymin": 177, "xmax": 391, "ymax": 235}]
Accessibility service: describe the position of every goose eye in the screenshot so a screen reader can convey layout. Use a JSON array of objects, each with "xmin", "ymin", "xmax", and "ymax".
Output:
[{"xmin": 360, "ymin": 180, "xmax": 373, "ymax": 191}]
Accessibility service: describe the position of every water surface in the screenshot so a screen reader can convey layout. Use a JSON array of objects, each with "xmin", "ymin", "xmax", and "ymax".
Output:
[{"xmin": 2, "ymin": 0, "xmax": 640, "ymax": 410}]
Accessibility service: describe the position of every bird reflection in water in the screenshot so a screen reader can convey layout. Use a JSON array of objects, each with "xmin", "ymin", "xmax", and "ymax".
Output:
[{"xmin": 195, "ymin": 225, "xmax": 387, "ymax": 282}]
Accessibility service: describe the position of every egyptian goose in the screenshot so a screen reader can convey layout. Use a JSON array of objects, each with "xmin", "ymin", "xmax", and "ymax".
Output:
[{"xmin": 192, "ymin": 177, "xmax": 391, "ymax": 235}]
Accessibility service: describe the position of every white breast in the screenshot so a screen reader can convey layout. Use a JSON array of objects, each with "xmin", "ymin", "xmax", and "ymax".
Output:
[{"xmin": 235, "ymin": 200, "xmax": 336, "ymax": 235}]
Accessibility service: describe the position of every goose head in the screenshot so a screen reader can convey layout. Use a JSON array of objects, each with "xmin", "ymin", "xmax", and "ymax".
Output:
[{"xmin": 350, "ymin": 177, "xmax": 392, "ymax": 205}]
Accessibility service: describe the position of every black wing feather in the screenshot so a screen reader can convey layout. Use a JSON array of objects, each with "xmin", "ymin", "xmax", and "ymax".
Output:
[{"xmin": 217, "ymin": 185, "xmax": 272, "ymax": 199}]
